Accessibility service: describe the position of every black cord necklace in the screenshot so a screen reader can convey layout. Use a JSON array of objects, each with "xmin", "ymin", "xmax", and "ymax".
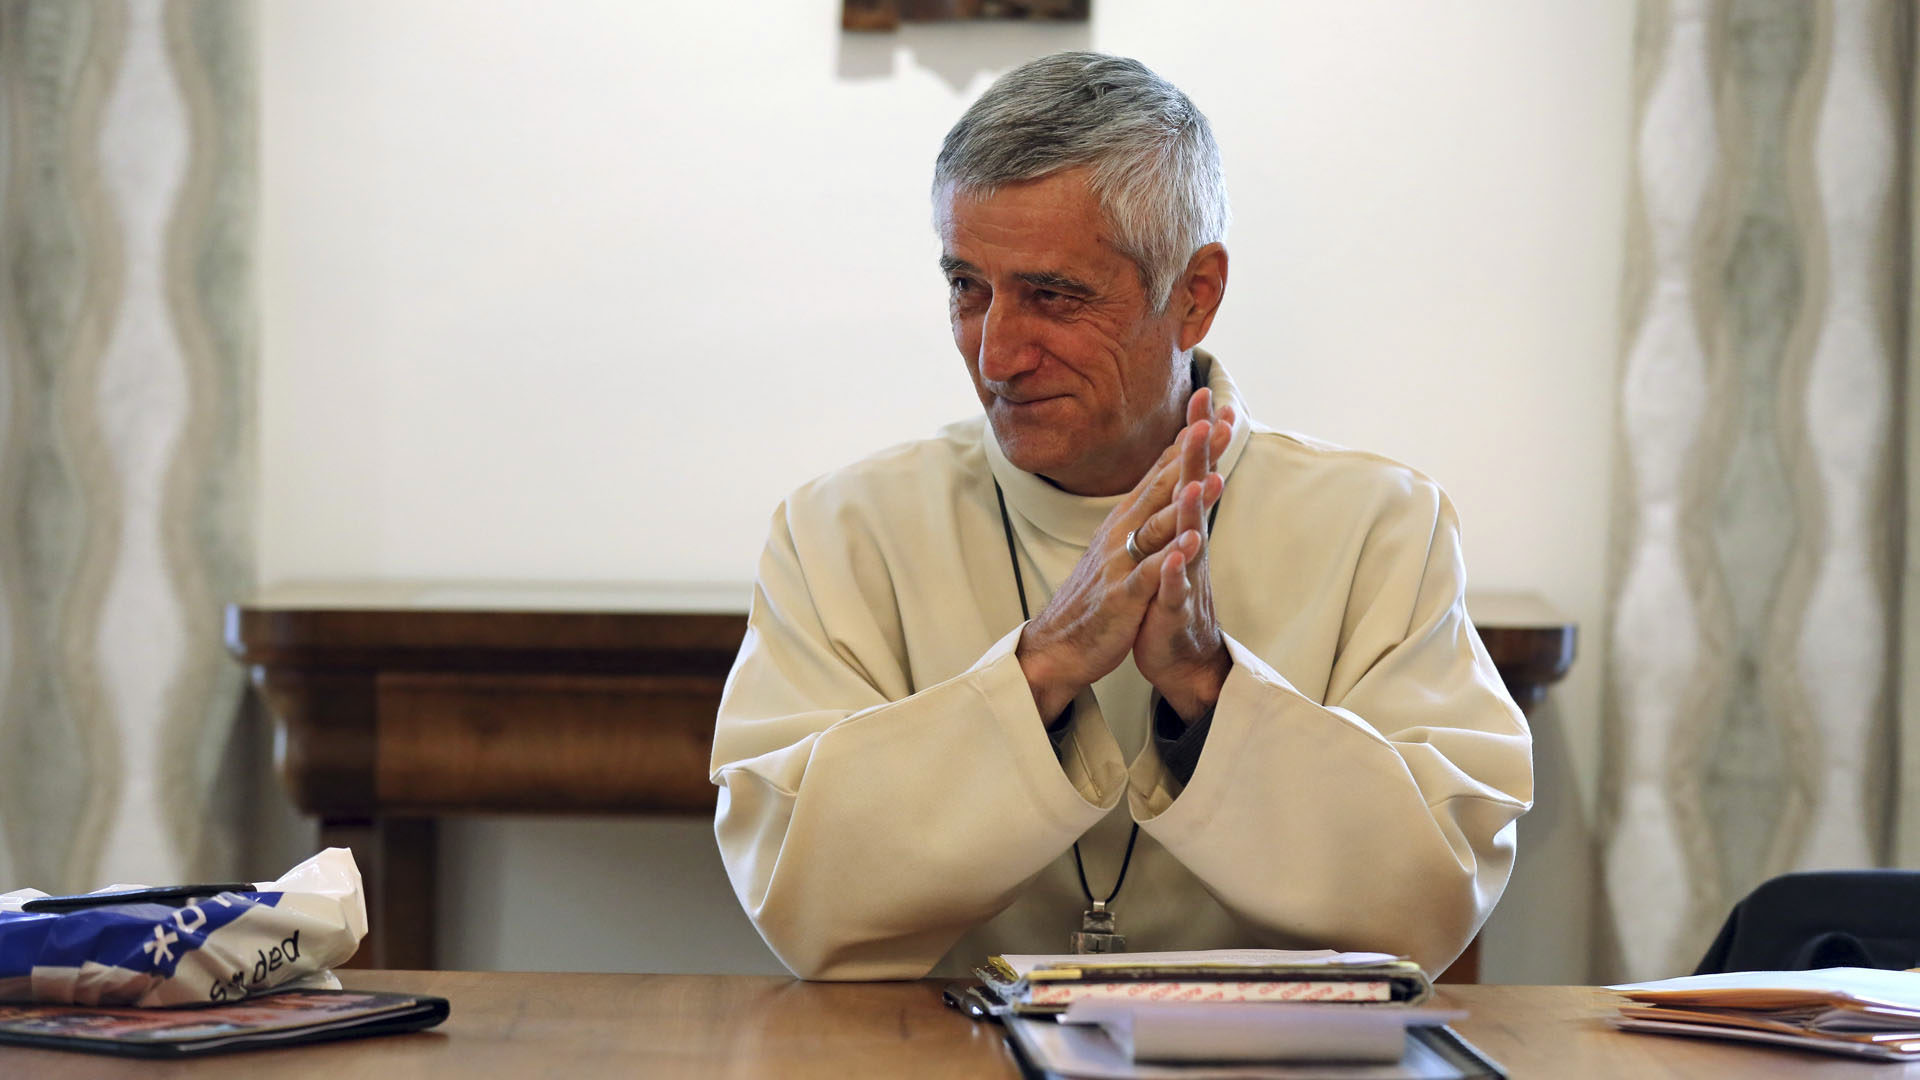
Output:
[
  {"xmin": 995, "ymin": 480, "xmax": 1135, "ymax": 953},
  {"xmin": 993, "ymin": 478, "xmax": 1223, "ymax": 953}
]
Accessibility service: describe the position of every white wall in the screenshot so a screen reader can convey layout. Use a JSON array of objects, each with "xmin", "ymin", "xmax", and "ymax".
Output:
[{"xmin": 259, "ymin": 0, "xmax": 1632, "ymax": 982}]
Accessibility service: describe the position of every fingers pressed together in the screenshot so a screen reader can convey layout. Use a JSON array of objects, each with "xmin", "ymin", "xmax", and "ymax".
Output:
[{"xmin": 1125, "ymin": 389, "xmax": 1234, "ymax": 567}]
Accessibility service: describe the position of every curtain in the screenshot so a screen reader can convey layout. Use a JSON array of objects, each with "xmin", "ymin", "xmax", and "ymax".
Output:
[
  {"xmin": 1900, "ymin": 0, "xmax": 1920, "ymax": 873},
  {"xmin": 0, "ymin": 0, "xmax": 256, "ymax": 893},
  {"xmin": 1601, "ymin": 0, "xmax": 1912, "ymax": 981}
]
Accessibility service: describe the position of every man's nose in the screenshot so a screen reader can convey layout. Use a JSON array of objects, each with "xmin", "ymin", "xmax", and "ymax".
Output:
[{"xmin": 977, "ymin": 299, "xmax": 1039, "ymax": 383}]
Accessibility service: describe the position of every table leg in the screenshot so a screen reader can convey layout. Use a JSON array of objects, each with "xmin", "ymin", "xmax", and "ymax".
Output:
[
  {"xmin": 320, "ymin": 816, "xmax": 438, "ymax": 970},
  {"xmin": 1437, "ymin": 936, "xmax": 1481, "ymax": 983}
]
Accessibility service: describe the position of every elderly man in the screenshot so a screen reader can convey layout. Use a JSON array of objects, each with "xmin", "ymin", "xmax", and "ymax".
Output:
[{"xmin": 711, "ymin": 52, "xmax": 1532, "ymax": 981}]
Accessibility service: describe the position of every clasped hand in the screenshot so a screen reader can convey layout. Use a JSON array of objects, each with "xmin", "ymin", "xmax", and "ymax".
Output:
[{"xmin": 1016, "ymin": 388, "xmax": 1234, "ymax": 728}]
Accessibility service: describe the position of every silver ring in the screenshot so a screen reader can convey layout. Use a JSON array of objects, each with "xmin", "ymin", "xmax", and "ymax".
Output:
[{"xmin": 1125, "ymin": 528, "xmax": 1146, "ymax": 563}]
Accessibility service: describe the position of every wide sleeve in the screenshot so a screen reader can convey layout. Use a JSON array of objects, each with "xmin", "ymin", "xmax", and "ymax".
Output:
[
  {"xmin": 1126, "ymin": 482, "xmax": 1533, "ymax": 975},
  {"xmin": 710, "ymin": 500, "xmax": 1116, "ymax": 980}
]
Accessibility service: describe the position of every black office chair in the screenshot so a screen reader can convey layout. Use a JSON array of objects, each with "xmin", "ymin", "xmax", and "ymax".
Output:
[{"xmin": 1694, "ymin": 870, "xmax": 1920, "ymax": 975}]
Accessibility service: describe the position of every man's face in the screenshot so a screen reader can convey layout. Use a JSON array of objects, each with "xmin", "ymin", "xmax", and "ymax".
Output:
[{"xmin": 939, "ymin": 167, "xmax": 1188, "ymax": 497}]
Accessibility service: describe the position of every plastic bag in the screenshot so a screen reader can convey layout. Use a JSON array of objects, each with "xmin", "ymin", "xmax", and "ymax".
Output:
[{"xmin": 0, "ymin": 847, "xmax": 368, "ymax": 1006}]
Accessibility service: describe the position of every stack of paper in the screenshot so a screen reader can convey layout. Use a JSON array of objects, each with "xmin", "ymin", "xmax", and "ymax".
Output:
[
  {"xmin": 978, "ymin": 950, "xmax": 1503, "ymax": 1078},
  {"xmin": 980, "ymin": 949, "xmax": 1433, "ymax": 1015},
  {"xmin": 1060, "ymin": 1001, "xmax": 1464, "ymax": 1063},
  {"xmin": 1609, "ymin": 968, "xmax": 1920, "ymax": 1062}
]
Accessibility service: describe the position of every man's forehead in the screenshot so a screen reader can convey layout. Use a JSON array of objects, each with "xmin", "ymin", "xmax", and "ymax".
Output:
[
  {"xmin": 938, "ymin": 183, "xmax": 1127, "ymax": 283},
  {"xmin": 941, "ymin": 166, "xmax": 1109, "ymax": 230}
]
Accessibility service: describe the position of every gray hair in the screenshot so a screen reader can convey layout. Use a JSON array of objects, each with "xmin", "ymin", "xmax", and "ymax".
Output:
[{"xmin": 932, "ymin": 52, "xmax": 1229, "ymax": 311}]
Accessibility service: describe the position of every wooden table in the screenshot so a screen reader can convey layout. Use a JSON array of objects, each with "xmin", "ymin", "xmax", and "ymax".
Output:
[
  {"xmin": 227, "ymin": 584, "xmax": 1577, "ymax": 977},
  {"xmin": 1, "ymin": 973, "xmax": 1899, "ymax": 1078}
]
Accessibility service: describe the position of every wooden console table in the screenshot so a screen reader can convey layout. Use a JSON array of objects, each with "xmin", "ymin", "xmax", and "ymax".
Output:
[{"xmin": 226, "ymin": 583, "xmax": 1574, "ymax": 975}]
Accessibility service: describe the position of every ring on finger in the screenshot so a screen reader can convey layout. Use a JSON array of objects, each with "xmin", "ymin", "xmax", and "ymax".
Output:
[{"xmin": 1125, "ymin": 528, "xmax": 1147, "ymax": 563}]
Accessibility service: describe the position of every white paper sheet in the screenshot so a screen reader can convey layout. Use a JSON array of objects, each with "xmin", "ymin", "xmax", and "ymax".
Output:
[
  {"xmin": 1608, "ymin": 968, "xmax": 1920, "ymax": 1012},
  {"xmin": 1007, "ymin": 1015, "xmax": 1482, "ymax": 1079},
  {"xmin": 1062, "ymin": 1002, "xmax": 1466, "ymax": 1064}
]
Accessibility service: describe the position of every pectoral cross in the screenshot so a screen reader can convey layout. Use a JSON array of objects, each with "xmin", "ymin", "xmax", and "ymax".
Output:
[{"xmin": 1070, "ymin": 900, "xmax": 1126, "ymax": 954}]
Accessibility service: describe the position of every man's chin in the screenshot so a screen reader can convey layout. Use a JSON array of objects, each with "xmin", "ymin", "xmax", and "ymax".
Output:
[{"xmin": 989, "ymin": 426, "xmax": 1075, "ymax": 479}]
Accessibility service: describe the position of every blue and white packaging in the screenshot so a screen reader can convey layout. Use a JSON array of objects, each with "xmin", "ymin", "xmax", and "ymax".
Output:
[{"xmin": 0, "ymin": 847, "xmax": 368, "ymax": 1006}]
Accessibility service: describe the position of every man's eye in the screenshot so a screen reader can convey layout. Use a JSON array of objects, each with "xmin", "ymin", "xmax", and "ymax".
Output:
[{"xmin": 950, "ymin": 278, "xmax": 987, "ymax": 305}]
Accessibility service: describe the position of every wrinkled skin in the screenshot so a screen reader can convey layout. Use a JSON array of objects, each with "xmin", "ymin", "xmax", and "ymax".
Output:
[{"xmin": 938, "ymin": 167, "xmax": 1232, "ymax": 724}]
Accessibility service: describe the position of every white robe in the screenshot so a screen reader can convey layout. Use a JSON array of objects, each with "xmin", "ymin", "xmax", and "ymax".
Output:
[{"xmin": 710, "ymin": 354, "xmax": 1533, "ymax": 980}]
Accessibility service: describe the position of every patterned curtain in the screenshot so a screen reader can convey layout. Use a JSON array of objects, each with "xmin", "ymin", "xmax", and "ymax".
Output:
[
  {"xmin": 1601, "ymin": 0, "xmax": 1913, "ymax": 981},
  {"xmin": 1905, "ymin": 1, "xmax": 1920, "ymax": 872},
  {"xmin": 0, "ymin": 0, "xmax": 255, "ymax": 893}
]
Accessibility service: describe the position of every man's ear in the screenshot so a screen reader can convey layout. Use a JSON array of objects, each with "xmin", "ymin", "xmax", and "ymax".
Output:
[{"xmin": 1174, "ymin": 243, "xmax": 1228, "ymax": 351}]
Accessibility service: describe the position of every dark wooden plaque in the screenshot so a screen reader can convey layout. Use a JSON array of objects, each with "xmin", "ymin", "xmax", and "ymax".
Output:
[{"xmin": 843, "ymin": 0, "xmax": 1091, "ymax": 31}]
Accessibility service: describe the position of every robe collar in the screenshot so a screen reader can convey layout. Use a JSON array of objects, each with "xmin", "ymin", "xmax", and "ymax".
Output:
[{"xmin": 983, "ymin": 349, "xmax": 1253, "ymax": 547}]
